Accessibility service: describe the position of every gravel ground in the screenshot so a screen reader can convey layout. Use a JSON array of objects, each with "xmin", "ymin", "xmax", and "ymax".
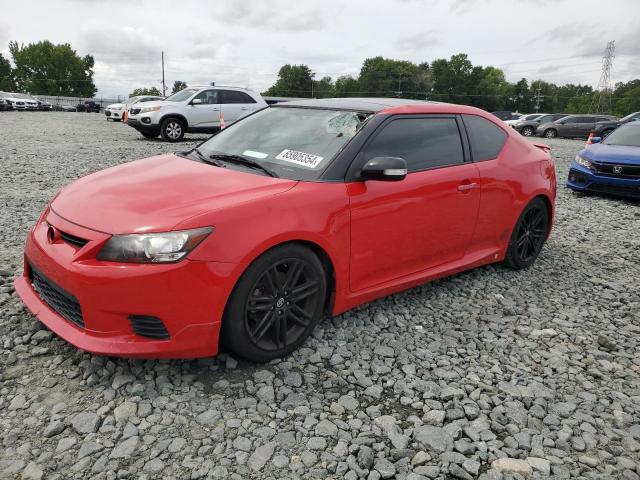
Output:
[{"xmin": 0, "ymin": 112, "xmax": 639, "ymax": 480}]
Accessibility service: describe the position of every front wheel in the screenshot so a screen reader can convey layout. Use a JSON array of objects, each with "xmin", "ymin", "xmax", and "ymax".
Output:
[
  {"xmin": 521, "ymin": 126, "xmax": 534, "ymax": 137},
  {"xmin": 503, "ymin": 198, "xmax": 549, "ymax": 270},
  {"xmin": 221, "ymin": 244, "xmax": 327, "ymax": 363},
  {"xmin": 160, "ymin": 117, "xmax": 185, "ymax": 142},
  {"xmin": 544, "ymin": 129, "xmax": 557, "ymax": 138}
]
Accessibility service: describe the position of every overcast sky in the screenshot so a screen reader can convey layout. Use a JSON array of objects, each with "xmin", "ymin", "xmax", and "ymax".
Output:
[{"xmin": 1, "ymin": 0, "xmax": 638, "ymax": 98}]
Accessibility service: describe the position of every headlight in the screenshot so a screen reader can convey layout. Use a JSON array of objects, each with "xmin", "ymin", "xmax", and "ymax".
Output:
[
  {"xmin": 97, "ymin": 227, "xmax": 212, "ymax": 263},
  {"xmin": 575, "ymin": 155, "xmax": 593, "ymax": 169},
  {"xmin": 139, "ymin": 105, "xmax": 161, "ymax": 114}
]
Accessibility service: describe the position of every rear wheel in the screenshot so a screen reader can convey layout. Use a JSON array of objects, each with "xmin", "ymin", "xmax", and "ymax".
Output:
[
  {"xmin": 160, "ymin": 117, "xmax": 185, "ymax": 142},
  {"xmin": 222, "ymin": 244, "xmax": 327, "ymax": 363},
  {"xmin": 521, "ymin": 126, "xmax": 534, "ymax": 136},
  {"xmin": 544, "ymin": 128, "xmax": 557, "ymax": 138},
  {"xmin": 503, "ymin": 198, "xmax": 549, "ymax": 270}
]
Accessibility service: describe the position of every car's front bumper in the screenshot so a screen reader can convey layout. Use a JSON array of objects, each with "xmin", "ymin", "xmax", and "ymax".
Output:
[
  {"xmin": 566, "ymin": 162, "xmax": 640, "ymax": 199},
  {"xmin": 14, "ymin": 209, "xmax": 234, "ymax": 358},
  {"xmin": 127, "ymin": 117, "xmax": 160, "ymax": 135}
]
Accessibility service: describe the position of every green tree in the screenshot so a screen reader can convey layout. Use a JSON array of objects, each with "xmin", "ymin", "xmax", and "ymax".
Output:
[
  {"xmin": 333, "ymin": 75, "xmax": 361, "ymax": 97},
  {"xmin": 312, "ymin": 76, "xmax": 333, "ymax": 98},
  {"xmin": 357, "ymin": 56, "xmax": 431, "ymax": 99},
  {"xmin": 509, "ymin": 78, "xmax": 531, "ymax": 112},
  {"xmin": 9, "ymin": 40, "xmax": 96, "ymax": 96},
  {"xmin": 475, "ymin": 66, "xmax": 511, "ymax": 111},
  {"xmin": 0, "ymin": 53, "xmax": 15, "ymax": 91},
  {"xmin": 172, "ymin": 80, "xmax": 187, "ymax": 94},
  {"xmin": 430, "ymin": 54, "xmax": 475, "ymax": 104},
  {"xmin": 263, "ymin": 64, "xmax": 315, "ymax": 97},
  {"xmin": 612, "ymin": 79, "xmax": 640, "ymax": 116},
  {"xmin": 130, "ymin": 87, "xmax": 162, "ymax": 97}
]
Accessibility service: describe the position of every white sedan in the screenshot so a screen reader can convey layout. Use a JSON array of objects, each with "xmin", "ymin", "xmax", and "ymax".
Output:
[{"xmin": 105, "ymin": 95, "xmax": 163, "ymax": 121}]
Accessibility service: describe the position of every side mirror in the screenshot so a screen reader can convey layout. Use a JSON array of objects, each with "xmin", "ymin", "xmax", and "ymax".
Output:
[
  {"xmin": 191, "ymin": 98, "xmax": 202, "ymax": 105},
  {"xmin": 361, "ymin": 157, "xmax": 407, "ymax": 181},
  {"xmin": 590, "ymin": 137, "xmax": 601, "ymax": 144}
]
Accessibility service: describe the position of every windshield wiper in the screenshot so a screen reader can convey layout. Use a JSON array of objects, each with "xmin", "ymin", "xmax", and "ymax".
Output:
[
  {"xmin": 191, "ymin": 147, "xmax": 225, "ymax": 167},
  {"xmin": 209, "ymin": 153, "xmax": 278, "ymax": 178}
]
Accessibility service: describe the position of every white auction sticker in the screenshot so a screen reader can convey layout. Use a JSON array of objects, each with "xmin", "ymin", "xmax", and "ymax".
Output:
[
  {"xmin": 275, "ymin": 149, "xmax": 324, "ymax": 169},
  {"xmin": 242, "ymin": 150, "xmax": 268, "ymax": 159}
]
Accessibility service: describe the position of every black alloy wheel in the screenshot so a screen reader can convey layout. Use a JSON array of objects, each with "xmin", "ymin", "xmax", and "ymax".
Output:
[
  {"xmin": 503, "ymin": 198, "xmax": 549, "ymax": 269},
  {"xmin": 222, "ymin": 244, "xmax": 327, "ymax": 362},
  {"xmin": 521, "ymin": 126, "xmax": 534, "ymax": 136},
  {"xmin": 544, "ymin": 128, "xmax": 557, "ymax": 138}
]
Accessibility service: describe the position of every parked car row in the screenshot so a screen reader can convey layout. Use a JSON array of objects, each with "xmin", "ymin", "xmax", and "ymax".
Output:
[{"xmin": 0, "ymin": 91, "xmax": 109, "ymax": 113}]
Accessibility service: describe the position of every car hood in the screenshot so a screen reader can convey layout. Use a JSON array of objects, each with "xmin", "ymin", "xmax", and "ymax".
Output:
[
  {"xmin": 51, "ymin": 154, "xmax": 297, "ymax": 234},
  {"xmin": 582, "ymin": 144, "xmax": 640, "ymax": 165},
  {"xmin": 107, "ymin": 103, "xmax": 125, "ymax": 109}
]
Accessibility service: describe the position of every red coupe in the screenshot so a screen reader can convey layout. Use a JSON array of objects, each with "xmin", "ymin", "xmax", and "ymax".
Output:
[{"xmin": 15, "ymin": 98, "xmax": 556, "ymax": 362}]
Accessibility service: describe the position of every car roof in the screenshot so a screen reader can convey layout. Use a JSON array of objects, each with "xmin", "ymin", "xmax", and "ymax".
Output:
[
  {"xmin": 272, "ymin": 97, "xmax": 507, "ymax": 121},
  {"xmin": 275, "ymin": 97, "xmax": 436, "ymax": 113}
]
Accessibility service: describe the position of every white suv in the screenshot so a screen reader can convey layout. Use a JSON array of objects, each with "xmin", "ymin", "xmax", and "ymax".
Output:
[{"xmin": 126, "ymin": 85, "xmax": 267, "ymax": 141}]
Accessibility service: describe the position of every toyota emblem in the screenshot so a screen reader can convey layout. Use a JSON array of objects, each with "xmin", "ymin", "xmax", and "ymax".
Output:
[{"xmin": 613, "ymin": 165, "xmax": 623, "ymax": 174}]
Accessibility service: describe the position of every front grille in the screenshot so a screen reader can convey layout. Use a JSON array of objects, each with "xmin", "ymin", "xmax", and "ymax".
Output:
[
  {"xmin": 591, "ymin": 162, "xmax": 640, "ymax": 179},
  {"xmin": 59, "ymin": 230, "xmax": 89, "ymax": 248},
  {"xmin": 129, "ymin": 315, "xmax": 170, "ymax": 340},
  {"xmin": 589, "ymin": 183, "xmax": 640, "ymax": 198},
  {"xmin": 29, "ymin": 264, "xmax": 84, "ymax": 327},
  {"xmin": 130, "ymin": 108, "xmax": 141, "ymax": 115}
]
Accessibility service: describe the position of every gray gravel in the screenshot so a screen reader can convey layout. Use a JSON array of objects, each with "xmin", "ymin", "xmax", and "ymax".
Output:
[{"xmin": 1, "ymin": 112, "xmax": 639, "ymax": 480}]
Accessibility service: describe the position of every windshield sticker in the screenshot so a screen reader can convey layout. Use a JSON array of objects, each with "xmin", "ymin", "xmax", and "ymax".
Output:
[
  {"xmin": 275, "ymin": 149, "xmax": 324, "ymax": 169},
  {"xmin": 243, "ymin": 150, "xmax": 269, "ymax": 159}
]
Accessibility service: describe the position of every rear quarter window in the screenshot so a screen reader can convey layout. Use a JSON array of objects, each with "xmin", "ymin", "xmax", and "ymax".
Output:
[{"xmin": 463, "ymin": 115, "xmax": 507, "ymax": 161}]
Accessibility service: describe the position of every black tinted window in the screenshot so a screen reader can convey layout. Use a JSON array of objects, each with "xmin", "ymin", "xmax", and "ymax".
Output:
[
  {"xmin": 363, "ymin": 117, "xmax": 464, "ymax": 172},
  {"xmin": 220, "ymin": 90, "xmax": 256, "ymax": 104},
  {"xmin": 463, "ymin": 115, "xmax": 507, "ymax": 161}
]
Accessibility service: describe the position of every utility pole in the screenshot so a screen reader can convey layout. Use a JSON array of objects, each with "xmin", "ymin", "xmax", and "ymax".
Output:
[
  {"xmin": 161, "ymin": 51, "xmax": 166, "ymax": 97},
  {"xmin": 533, "ymin": 88, "xmax": 544, "ymax": 113},
  {"xmin": 590, "ymin": 40, "xmax": 615, "ymax": 114}
]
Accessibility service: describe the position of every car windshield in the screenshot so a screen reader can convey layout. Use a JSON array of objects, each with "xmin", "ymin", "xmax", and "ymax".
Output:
[
  {"xmin": 602, "ymin": 126, "xmax": 640, "ymax": 147},
  {"xmin": 522, "ymin": 114, "xmax": 541, "ymax": 121},
  {"xmin": 554, "ymin": 116, "xmax": 571, "ymax": 123},
  {"xmin": 619, "ymin": 112, "xmax": 640, "ymax": 122},
  {"xmin": 164, "ymin": 88, "xmax": 199, "ymax": 102},
  {"xmin": 125, "ymin": 96, "xmax": 141, "ymax": 104},
  {"xmin": 197, "ymin": 107, "xmax": 371, "ymax": 180}
]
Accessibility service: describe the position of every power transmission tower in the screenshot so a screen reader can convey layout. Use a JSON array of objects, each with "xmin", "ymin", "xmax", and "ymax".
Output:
[
  {"xmin": 590, "ymin": 40, "xmax": 615, "ymax": 114},
  {"xmin": 533, "ymin": 87, "xmax": 544, "ymax": 113}
]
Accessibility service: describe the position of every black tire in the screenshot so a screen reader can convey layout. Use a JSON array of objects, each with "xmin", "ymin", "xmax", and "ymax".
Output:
[
  {"xmin": 503, "ymin": 198, "xmax": 549, "ymax": 270},
  {"xmin": 544, "ymin": 128, "xmax": 557, "ymax": 138},
  {"xmin": 221, "ymin": 244, "xmax": 327, "ymax": 363},
  {"xmin": 141, "ymin": 132, "xmax": 158, "ymax": 139},
  {"xmin": 160, "ymin": 117, "xmax": 185, "ymax": 142},
  {"xmin": 521, "ymin": 126, "xmax": 534, "ymax": 137}
]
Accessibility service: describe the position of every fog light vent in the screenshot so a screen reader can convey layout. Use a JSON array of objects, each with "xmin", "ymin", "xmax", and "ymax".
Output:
[{"xmin": 129, "ymin": 315, "xmax": 170, "ymax": 340}]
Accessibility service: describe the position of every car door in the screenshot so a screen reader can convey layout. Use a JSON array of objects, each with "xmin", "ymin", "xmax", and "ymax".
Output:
[
  {"xmin": 575, "ymin": 116, "xmax": 596, "ymax": 137},
  {"xmin": 220, "ymin": 90, "xmax": 257, "ymax": 124},
  {"xmin": 347, "ymin": 115, "xmax": 480, "ymax": 292},
  {"xmin": 189, "ymin": 89, "xmax": 221, "ymax": 128}
]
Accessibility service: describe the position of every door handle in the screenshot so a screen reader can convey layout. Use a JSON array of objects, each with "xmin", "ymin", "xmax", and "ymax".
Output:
[
  {"xmin": 457, "ymin": 182, "xmax": 478, "ymax": 192},
  {"xmin": 240, "ymin": 107, "xmax": 248, "ymax": 110},
  {"xmin": 212, "ymin": 108, "xmax": 220, "ymax": 111}
]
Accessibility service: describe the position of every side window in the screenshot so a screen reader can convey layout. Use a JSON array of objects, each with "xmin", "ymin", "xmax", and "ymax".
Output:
[
  {"xmin": 363, "ymin": 117, "xmax": 464, "ymax": 172},
  {"xmin": 194, "ymin": 90, "xmax": 219, "ymax": 105},
  {"xmin": 463, "ymin": 115, "xmax": 507, "ymax": 161},
  {"xmin": 220, "ymin": 90, "xmax": 256, "ymax": 104},
  {"xmin": 564, "ymin": 116, "xmax": 577, "ymax": 123}
]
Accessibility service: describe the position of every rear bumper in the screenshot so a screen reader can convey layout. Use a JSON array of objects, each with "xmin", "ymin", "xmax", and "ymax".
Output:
[
  {"xmin": 14, "ymin": 209, "xmax": 237, "ymax": 358},
  {"xmin": 566, "ymin": 163, "xmax": 640, "ymax": 199}
]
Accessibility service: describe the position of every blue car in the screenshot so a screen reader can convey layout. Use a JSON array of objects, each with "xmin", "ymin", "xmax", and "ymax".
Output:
[{"xmin": 567, "ymin": 122, "xmax": 640, "ymax": 199}]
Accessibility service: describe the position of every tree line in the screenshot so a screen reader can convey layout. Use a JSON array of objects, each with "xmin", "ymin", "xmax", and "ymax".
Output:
[
  {"xmin": 263, "ymin": 55, "xmax": 640, "ymax": 116},
  {"xmin": 2, "ymin": 41, "xmax": 638, "ymax": 115}
]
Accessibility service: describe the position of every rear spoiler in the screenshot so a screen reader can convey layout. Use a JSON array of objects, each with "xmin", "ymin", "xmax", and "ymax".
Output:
[{"xmin": 532, "ymin": 142, "xmax": 551, "ymax": 153}]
